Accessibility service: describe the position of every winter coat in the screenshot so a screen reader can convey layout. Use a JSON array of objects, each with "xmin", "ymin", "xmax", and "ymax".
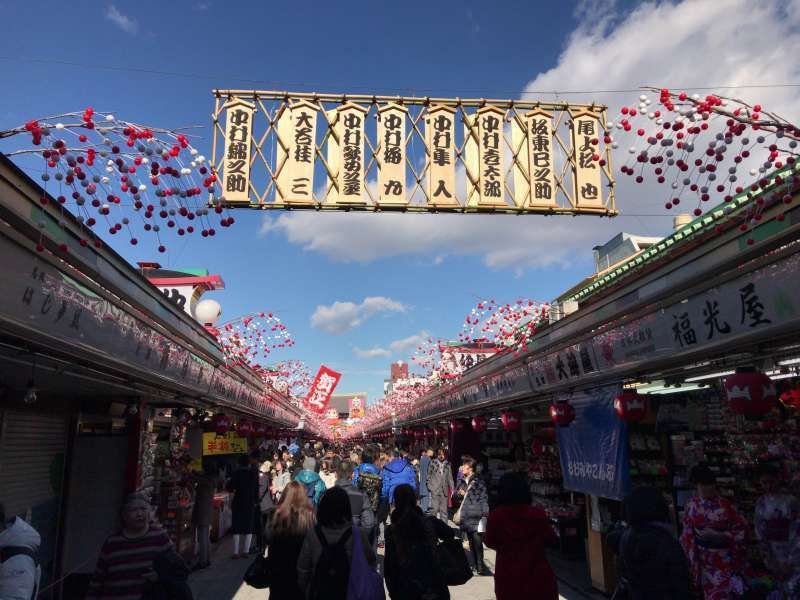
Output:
[
  {"xmin": 0, "ymin": 517, "xmax": 41, "ymax": 600},
  {"xmin": 226, "ymin": 466, "xmax": 259, "ymax": 534},
  {"xmin": 381, "ymin": 458, "xmax": 418, "ymax": 503},
  {"xmin": 191, "ymin": 472, "xmax": 216, "ymax": 527},
  {"xmin": 426, "ymin": 459, "xmax": 454, "ymax": 497},
  {"xmin": 264, "ymin": 511, "xmax": 308, "ymax": 600},
  {"xmin": 296, "ymin": 523, "xmax": 376, "ymax": 595},
  {"xmin": 258, "ymin": 466, "xmax": 275, "ymax": 513},
  {"xmin": 455, "ymin": 475, "xmax": 489, "ymax": 532},
  {"xmin": 418, "ymin": 454, "xmax": 431, "ymax": 498},
  {"xmin": 334, "ymin": 479, "xmax": 375, "ymax": 529},
  {"xmin": 272, "ymin": 471, "xmax": 291, "ymax": 501},
  {"xmin": 608, "ymin": 522, "xmax": 691, "ymax": 600},
  {"xmin": 384, "ymin": 509, "xmax": 451, "ymax": 600},
  {"xmin": 484, "ymin": 504, "xmax": 558, "ymax": 600},
  {"xmin": 293, "ymin": 469, "xmax": 327, "ymax": 506},
  {"xmin": 352, "ymin": 462, "xmax": 379, "ymax": 486}
]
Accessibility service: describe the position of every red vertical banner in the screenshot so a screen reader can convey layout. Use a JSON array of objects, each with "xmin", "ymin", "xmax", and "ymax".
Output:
[{"xmin": 304, "ymin": 365, "xmax": 342, "ymax": 413}]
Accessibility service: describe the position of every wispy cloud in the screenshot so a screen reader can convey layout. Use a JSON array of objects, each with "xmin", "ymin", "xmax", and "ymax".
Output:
[
  {"xmin": 310, "ymin": 296, "xmax": 408, "ymax": 335},
  {"xmin": 193, "ymin": 1, "xmax": 211, "ymax": 10},
  {"xmin": 389, "ymin": 330, "xmax": 429, "ymax": 355},
  {"xmin": 105, "ymin": 4, "xmax": 138, "ymax": 34},
  {"xmin": 353, "ymin": 346, "xmax": 392, "ymax": 359}
]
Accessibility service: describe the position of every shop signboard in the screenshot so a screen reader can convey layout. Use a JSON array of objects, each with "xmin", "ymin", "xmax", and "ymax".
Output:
[
  {"xmin": 202, "ymin": 431, "xmax": 247, "ymax": 455},
  {"xmin": 556, "ymin": 386, "xmax": 630, "ymax": 500},
  {"xmin": 304, "ymin": 365, "xmax": 342, "ymax": 413}
]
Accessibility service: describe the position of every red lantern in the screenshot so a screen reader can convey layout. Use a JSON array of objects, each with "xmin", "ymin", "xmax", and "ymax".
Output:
[
  {"xmin": 212, "ymin": 414, "xmax": 231, "ymax": 435},
  {"xmin": 236, "ymin": 419, "xmax": 253, "ymax": 437},
  {"xmin": 471, "ymin": 415, "xmax": 488, "ymax": 433},
  {"xmin": 724, "ymin": 368, "xmax": 776, "ymax": 417},
  {"xmin": 252, "ymin": 422, "xmax": 268, "ymax": 437},
  {"xmin": 450, "ymin": 419, "xmax": 466, "ymax": 433},
  {"xmin": 780, "ymin": 386, "xmax": 800, "ymax": 410},
  {"xmin": 500, "ymin": 411, "xmax": 522, "ymax": 432},
  {"xmin": 614, "ymin": 390, "xmax": 647, "ymax": 423},
  {"xmin": 531, "ymin": 439, "xmax": 544, "ymax": 456},
  {"xmin": 435, "ymin": 425, "xmax": 448, "ymax": 437},
  {"xmin": 549, "ymin": 401, "xmax": 575, "ymax": 427}
]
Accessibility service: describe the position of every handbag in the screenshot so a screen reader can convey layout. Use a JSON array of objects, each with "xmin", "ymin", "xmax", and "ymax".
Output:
[
  {"xmin": 347, "ymin": 525, "xmax": 385, "ymax": 600},
  {"xmin": 435, "ymin": 537, "xmax": 472, "ymax": 586},
  {"xmin": 243, "ymin": 551, "xmax": 271, "ymax": 589},
  {"xmin": 452, "ymin": 480, "xmax": 474, "ymax": 526}
]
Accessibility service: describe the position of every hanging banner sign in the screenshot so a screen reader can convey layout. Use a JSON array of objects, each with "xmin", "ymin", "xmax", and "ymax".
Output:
[
  {"xmin": 304, "ymin": 365, "xmax": 342, "ymax": 413},
  {"xmin": 221, "ymin": 98, "xmax": 254, "ymax": 203},
  {"xmin": 213, "ymin": 90, "xmax": 615, "ymax": 215},
  {"xmin": 557, "ymin": 386, "xmax": 630, "ymax": 500}
]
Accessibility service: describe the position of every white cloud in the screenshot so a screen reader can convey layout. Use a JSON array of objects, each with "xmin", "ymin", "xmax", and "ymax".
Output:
[
  {"xmin": 389, "ymin": 330, "xmax": 430, "ymax": 355},
  {"xmin": 259, "ymin": 0, "xmax": 800, "ymax": 272},
  {"xmin": 105, "ymin": 4, "xmax": 138, "ymax": 34},
  {"xmin": 353, "ymin": 346, "xmax": 392, "ymax": 359},
  {"xmin": 310, "ymin": 296, "xmax": 408, "ymax": 334}
]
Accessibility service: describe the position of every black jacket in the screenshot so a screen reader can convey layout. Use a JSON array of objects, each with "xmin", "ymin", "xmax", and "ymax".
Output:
[
  {"xmin": 264, "ymin": 511, "xmax": 307, "ymax": 600},
  {"xmin": 607, "ymin": 522, "xmax": 691, "ymax": 600},
  {"xmin": 334, "ymin": 479, "xmax": 375, "ymax": 529},
  {"xmin": 456, "ymin": 475, "xmax": 489, "ymax": 532}
]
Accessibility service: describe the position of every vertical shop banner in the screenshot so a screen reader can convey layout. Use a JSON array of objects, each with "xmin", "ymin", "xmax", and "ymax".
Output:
[
  {"xmin": 222, "ymin": 97, "xmax": 255, "ymax": 203},
  {"xmin": 304, "ymin": 365, "xmax": 342, "ymax": 413},
  {"xmin": 557, "ymin": 386, "xmax": 631, "ymax": 500}
]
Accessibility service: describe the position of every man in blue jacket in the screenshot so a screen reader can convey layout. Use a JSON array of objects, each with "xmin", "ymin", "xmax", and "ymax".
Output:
[{"xmin": 381, "ymin": 448, "xmax": 418, "ymax": 503}]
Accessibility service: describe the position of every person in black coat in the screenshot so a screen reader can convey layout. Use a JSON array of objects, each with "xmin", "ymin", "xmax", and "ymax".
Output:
[
  {"xmin": 226, "ymin": 454, "xmax": 259, "ymax": 559},
  {"xmin": 607, "ymin": 486, "xmax": 691, "ymax": 600},
  {"xmin": 385, "ymin": 484, "xmax": 451, "ymax": 600},
  {"xmin": 455, "ymin": 456, "xmax": 490, "ymax": 575}
]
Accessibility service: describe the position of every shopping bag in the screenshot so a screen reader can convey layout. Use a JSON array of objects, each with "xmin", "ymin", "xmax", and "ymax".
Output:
[
  {"xmin": 243, "ymin": 551, "xmax": 271, "ymax": 589},
  {"xmin": 347, "ymin": 525, "xmax": 385, "ymax": 600},
  {"xmin": 435, "ymin": 537, "xmax": 472, "ymax": 586}
]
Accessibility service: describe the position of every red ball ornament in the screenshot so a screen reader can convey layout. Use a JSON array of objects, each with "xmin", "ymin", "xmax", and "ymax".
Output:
[
  {"xmin": 471, "ymin": 415, "xmax": 488, "ymax": 433},
  {"xmin": 724, "ymin": 368, "xmax": 776, "ymax": 417},
  {"xmin": 500, "ymin": 411, "xmax": 522, "ymax": 432},
  {"xmin": 549, "ymin": 401, "xmax": 575, "ymax": 427},
  {"xmin": 614, "ymin": 390, "xmax": 647, "ymax": 423}
]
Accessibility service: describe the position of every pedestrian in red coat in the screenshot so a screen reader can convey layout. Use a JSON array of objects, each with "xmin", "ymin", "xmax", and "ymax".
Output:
[{"xmin": 483, "ymin": 472, "xmax": 558, "ymax": 600}]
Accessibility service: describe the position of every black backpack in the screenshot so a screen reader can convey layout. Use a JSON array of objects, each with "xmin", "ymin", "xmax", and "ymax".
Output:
[
  {"xmin": 309, "ymin": 525, "xmax": 352, "ymax": 600},
  {"xmin": 358, "ymin": 471, "xmax": 382, "ymax": 512}
]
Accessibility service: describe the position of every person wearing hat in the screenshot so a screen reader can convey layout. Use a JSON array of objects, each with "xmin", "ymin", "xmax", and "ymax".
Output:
[
  {"xmin": 86, "ymin": 493, "xmax": 177, "ymax": 599},
  {"xmin": 293, "ymin": 456, "xmax": 327, "ymax": 508}
]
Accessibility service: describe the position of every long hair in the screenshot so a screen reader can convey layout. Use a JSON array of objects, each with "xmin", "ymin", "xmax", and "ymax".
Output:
[
  {"xmin": 270, "ymin": 481, "xmax": 315, "ymax": 537},
  {"xmin": 390, "ymin": 484, "xmax": 429, "ymax": 564}
]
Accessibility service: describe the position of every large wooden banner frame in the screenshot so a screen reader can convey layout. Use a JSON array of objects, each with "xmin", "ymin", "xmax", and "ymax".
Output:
[{"xmin": 211, "ymin": 89, "xmax": 616, "ymax": 216}]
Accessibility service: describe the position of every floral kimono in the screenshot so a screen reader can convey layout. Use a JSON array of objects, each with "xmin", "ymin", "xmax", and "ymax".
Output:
[
  {"xmin": 755, "ymin": 492, "xmax": 800, "ymax": 597},
  {"xmin": 680, "ymin": 495, "xmax": 748, "ymax": 599}
]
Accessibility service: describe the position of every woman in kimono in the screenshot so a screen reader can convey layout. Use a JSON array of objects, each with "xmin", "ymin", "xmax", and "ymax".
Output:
[{"xmin": 680, "ymin": 465, "xmax": 747, "ymax": 599}]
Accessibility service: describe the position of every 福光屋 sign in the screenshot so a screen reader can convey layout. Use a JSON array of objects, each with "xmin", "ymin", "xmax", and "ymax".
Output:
[
  {"xmin": 304, "ymin": 365, "xmax": 342, "ymax": 414},
  {"xmin": 212, "ymin": 90, "xmax": 615, "ymax": 215}
]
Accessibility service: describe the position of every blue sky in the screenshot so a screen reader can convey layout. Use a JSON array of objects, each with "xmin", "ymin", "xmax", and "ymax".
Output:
[{"xmin": 2, "ymin": 0, "xmax": 797, "ymax": 402}]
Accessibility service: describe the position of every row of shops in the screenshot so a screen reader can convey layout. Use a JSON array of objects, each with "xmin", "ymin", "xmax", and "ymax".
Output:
[
  {"xmin": 368, "ymin": 163, "xmax": 800, "ymax": 596},
  {"xmin": 0, "ymin": 155, "xmax": 306, "ymax": 598}
]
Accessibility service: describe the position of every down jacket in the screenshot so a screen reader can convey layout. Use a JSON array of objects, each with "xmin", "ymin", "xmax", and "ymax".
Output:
[
  {"xmin": 381, "ymin": 458, "xmax": 418, "ymax": 503},
  {"xmin": 456, "ymin": 475, "xmax": 489, "ymax": 532}
]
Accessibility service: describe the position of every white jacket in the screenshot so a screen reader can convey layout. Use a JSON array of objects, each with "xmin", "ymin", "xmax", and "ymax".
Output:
[{"xmin": 0, "ymin": 517, "xmax": 41, "ymax": 600}]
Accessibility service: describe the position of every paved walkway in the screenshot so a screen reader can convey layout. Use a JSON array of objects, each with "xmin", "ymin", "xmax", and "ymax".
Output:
[{"xmin": 188, "ymin": 533, "xmax": 605, "ymax": 600}]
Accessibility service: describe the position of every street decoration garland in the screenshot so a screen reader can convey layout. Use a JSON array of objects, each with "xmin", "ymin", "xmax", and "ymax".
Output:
[
  {"xmin": 1, "ymin": 109, "xmax": 234, "ymax": 255},
  {"xmin": 217, "ymin": 311, "xmax": 294, "ymax": 368}
]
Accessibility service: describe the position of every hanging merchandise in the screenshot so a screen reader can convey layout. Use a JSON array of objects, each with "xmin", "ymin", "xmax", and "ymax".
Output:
[
  {"xmin": 614, "ymin": 390, "xmax": 647, "ymax": 423},
  {"xmin": 550, "ymin": 401, "xmax": 576, "ymax": 427},
  {"xmin": 500, "ymin": 411, "xmax": 521, "ymax": 432},
  {"xmin": 724, "ymin": 368, "xmax": 776, "ymax": 417},
  {"xmin": 472, "ymin": 415, "xmax": 488, "ymax": 433},
  {"xmin": 212, "ymin": 413, "xmax": 231, "ymax": 435}
]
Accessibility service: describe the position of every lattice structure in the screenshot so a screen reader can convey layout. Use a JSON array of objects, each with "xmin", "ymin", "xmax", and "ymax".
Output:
[{"xmin": 210, "ymin": 90, "xmax": 617, "ymax": 216}]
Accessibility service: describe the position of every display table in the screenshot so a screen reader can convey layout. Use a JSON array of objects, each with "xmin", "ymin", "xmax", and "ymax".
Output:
[{"xmin": 211, "ymin": 492, "xmax": 232, "ymax": 541}]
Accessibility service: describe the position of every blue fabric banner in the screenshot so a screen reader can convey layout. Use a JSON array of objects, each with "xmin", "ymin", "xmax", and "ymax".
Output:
[{"xmin": 556, "ymin": 386, "xmax": 630, "ymax": 501}]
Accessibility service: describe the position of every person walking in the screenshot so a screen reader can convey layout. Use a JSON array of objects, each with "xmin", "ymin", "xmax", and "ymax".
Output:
[
  {"xmin": 427, "ymin": 449, "xmax": 454, "ymax": 523},
  {"xmin": 455, "ymin": 456, "xmax": 490, "ymax": 575},
  {"xmin": 256, "ymin": 454, "xmax": 275, "ymax": 554},
  {"xmin": 86, "ymin": 493, "xmax": 179, "ymax": 599},
  {"xmin": 484, "ymin": 473, "xmax": 559, "ymax": 600},
  {"xmin": 297, "ymin": 487, "xmax": 376, "ymax": 600},
  {"xmin": 264, "ymin": 481, "xmax": 316, "ymax": 600},
  {"xmin": 607, "ymin": 486, "xmax": 690, "ymax": 600},
  {"xmin": 294, "ymin": 456, "xmax": 327, "ymax": 509},
  {"xmin": 320, "ymin": 457, "xmax": 339, "ymax": 490},
  {"xmin": 271, "ymin": 459, "xmax": 291, "ymax": 503},
  {"xmin": 227, "ymin": 454, "xmax": 260, "ymax": 559},
  {"xmin": 680, "ymin": 464, "xmax": 748, "ymax": 599},
  {"xmin": 384, "ymin": 484, "xmax": 451, "ymax": 600},
  {"xmin": 334, "ymin": 459, "xmax": 375, "ymax": 529},
  {"xmin": 190, "ymin": 463, "xmax": 216, "ymax": 569},
  {"xmin": 418, "ymin": 448, "xmax": 434, "ymax": 515},
  {"xmin": 0, "ymin": 503, "xmax": 41, "ymax": 600}
]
